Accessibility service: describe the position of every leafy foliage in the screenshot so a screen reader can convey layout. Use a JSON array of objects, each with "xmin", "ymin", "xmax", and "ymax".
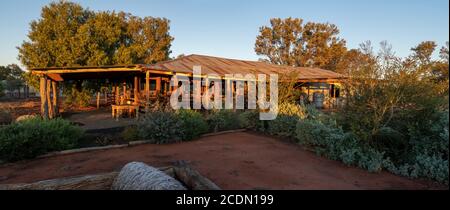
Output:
[
  {"xmin": 0, "ymin": 118, "xmax": 83, "ymax": 162},
  {"xmin": 335, "ymin": 40, "xmax": 449, "ymax": 183},
  {"xmin": 295, "ymin": 119, "xmax": 385, "ymax": 172},
  {"xmin": 0, "ymin": 109, "xmax": 12, "ymax": 125},
  {"xmin": 137, "ymin": 111, "xmax": 184, "ymax": 144},
  {"xmin": 255, "ymin": 17, "xmax": 347, "ymax": 71},
  {"xmin": 18, "ymin": 1, "xmax": 173, "ymax": 68},
  {"xmin": 238, "ymin": 110, "xmax": 264, "ymax": 131},
  {"xmin": 0, "ymin": 64, "xmax": 25, "ymax": 95},
  {"xmin": 64, "ymin": 86, "xmax": 92, "ymax": 107},
  {"xmin": 176, "ymin": 109, "xmax": 208, "ymax": 140},
  {"xmin": 121, "ymin": 126, "xmax": 139, "ymax": 142},
  {"xmin": 0, "ymin": 82, "xmax": 4, "ymax": 97},
  {"xmin": 17, "ymin": 0, "xmax": 174, "ymax": 91},
  {"xmin": 207, "ymin": 110, "xmax": 241, "ymax": 132},
  {"xmin": 265, "ymin": 102, "xmax": 306, "ymax": 137}
]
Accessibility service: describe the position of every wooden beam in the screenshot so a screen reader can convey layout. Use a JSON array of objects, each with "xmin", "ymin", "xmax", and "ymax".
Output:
[
  {"xmin": 32, "ymin": 68, "xmax": 142, "ymax": 75},
  {"xmin": 46, "ymin": 78, "xmax": 53, "ymax": 119},
  {"xmin": 156, "ymin": 77, "xmax": 161, "ymax": 95},
  {"xmin": 47, "ymin": 73, "xmax": 64, "ymax": 82},
  {"xmin": 52, "ymin": 81, "xmax": 59, "ymax": 117},
  {"xmin": 145, "ymin": 72, "xmax": 150, "ymax": 111},
  {"xmin": 134, "ymin": 76, "xmax": 139, "ymax": 105},
  {"xmin": 96, "ymin": 92, "xmax": 100, "ymax": 109},
  {"xmin": 115, "ymin": 84, "xmax": 120, "ymax": 105},
  {"xmin": 163, "ymin": 80, "xmax": 168, "ymax": 95},
  {"xmin": 39, "ymin": 77, "xmax": 48, "ymax": 119},
  {"xmin": 122, "ymin": 81, "xmax": 127, "ymax": 104},
  {"xmin": 145, "ymin": 71, "xmax": 150, "ymax": 101}
]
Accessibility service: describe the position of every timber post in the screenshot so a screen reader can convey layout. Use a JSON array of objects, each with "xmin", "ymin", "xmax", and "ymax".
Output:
[
  {"xmin": 52, "ymin": 81, "xmax": 59, "ymax": 117},
  {"xmin": 96, "ymin": 92, "xmax": 100, "ymax": 109},
  {"xmin": 156, "ymin": 77, "xmax": 161, "ymax": 96},
  {"xmin": 115, "ymin": 83, "xmax": 120, "ymax": 105},
  {"xmin": 46, "ymin": 78, "xmax": 53, "ymax": 118},
  {"xmin": 134, "ymin": 76, "xmax": 139, "ymax": 105},
  {"xmin": 39, "ymin": 77, "xmax": 48, "ymax": 119},
  {"xmin": 122, "ymin": 80, "xmax": 127, "ymax": 104},
  {"xmin": 145, "ymin": 71, "xmax": 150, "ymax": 111}
]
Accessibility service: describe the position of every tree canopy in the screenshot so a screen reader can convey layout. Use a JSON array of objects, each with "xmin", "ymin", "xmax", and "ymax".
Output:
[
  {"xmin": 18, "ymin": 1, "xmax": 174, "ymax": 69},
  {"xmin": 0, "ymin": 64, "xmax": 26, "ymax": 94},
  {"xmin": 254, "ymin": 17, "xmax": 347, "ymax": 71}
]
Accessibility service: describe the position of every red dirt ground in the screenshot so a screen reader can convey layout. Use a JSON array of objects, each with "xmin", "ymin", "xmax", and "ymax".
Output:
[
  {"xmin": 0, "ymin": 132, "xmax": 445, "ymax": 190},
  {"xmin": 0, "ymin": 98, "xmax": 98, "ymax": 120}
]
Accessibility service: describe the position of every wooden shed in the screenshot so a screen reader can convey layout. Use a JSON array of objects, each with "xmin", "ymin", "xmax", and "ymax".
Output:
[{"xmin": 31, "ymin": 54, "xmax": 346, "ymax": 119}]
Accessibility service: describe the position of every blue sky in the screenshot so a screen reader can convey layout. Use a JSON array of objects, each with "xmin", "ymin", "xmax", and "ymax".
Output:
[{"xmin": 0, "ymin": 0, "xmax": 448, "ymax": 67}]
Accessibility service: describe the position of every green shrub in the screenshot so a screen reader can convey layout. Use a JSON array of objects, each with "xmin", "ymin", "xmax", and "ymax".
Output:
[
  {"xmin": 0, "ymin": 82, "xmax": 4, "ymax": 97},
  {"xmin": 384, "ymin": 111, "xmax": 450, "ymax": 184},
  {"xmin": 137, "ymin": 111, "xmax": 184, "ymax": 144},
  {"xmin": 408, "ymin": 111, "xmax": 449, "ymax": 159},
  {"xmin": 64, "ymin": 87, "xmax": 92, "ymax": 107},
  {"xmin": 265, "ymin": 103, "xmax": 307, "ymax": 137},
  {"xmin": 121, "ymin": 126, "xmax": 139, "ymax": 142},
  {"xmin": 386, "ymin": 154, "xmax": 449, "ymax": 184},
  {"xmin": 296, "ymin": 119, "xmax": 335, "ymax": 147},
  {"xmin": 176, "ymin": 109, "xmax": 208, "ymax": 140},
  {"xmin": 277, "ymin": 102, "xmax": 307, "ymax": 119},
  {"xmin": 267, "ymin": 115, "xmax": 299, "ymax": 137},
  {"xmin": 0, "ymin": 118, "xmax": 84, "ymax": 162},
  {"xmin": 295, "ymin": 119, "xmax": 385, "ymax": 172},
  {"xmin": 0, "ymin": 109, "xmax": 12, "ymax": 125},
  {"xmin": 238, "ymin": 110, "xmax": 265, "ymax": 131},
  {"xmin": 371, "ymin": 127, "xmax": 407, "ymax": 161},
  {"xmin": 207, "ymin": 109, "xmax": 240, "ymax": 132}
]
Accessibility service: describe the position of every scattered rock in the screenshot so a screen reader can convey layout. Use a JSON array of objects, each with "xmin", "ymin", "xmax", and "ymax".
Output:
[
  {"xmin": 15, "ymin": 114, "xmax": 37, "ymax": 122},
  {"xmin": 111, "ymin": 162, "xmax": 186, "ymax": 190}
]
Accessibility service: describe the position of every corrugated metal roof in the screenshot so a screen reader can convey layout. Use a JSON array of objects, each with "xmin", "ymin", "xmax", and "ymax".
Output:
[{"xmin": 143, "ymin": 54, "xmax": 345, "ymax": 80}]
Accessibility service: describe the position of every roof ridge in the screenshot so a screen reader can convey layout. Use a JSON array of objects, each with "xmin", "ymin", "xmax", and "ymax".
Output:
[{"xmin": 188, "ymin": 54, "xmax": 264, "ymax": 63}]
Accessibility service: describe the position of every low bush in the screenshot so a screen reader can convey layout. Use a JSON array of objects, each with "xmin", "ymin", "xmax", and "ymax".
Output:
[
  {"xmin": 64, "ymin": 87, "xmax": 92, "ymax": 107},
  {"xmin": 207, "ymin": 109, "xmax": 241, "ymax": 132},
  {"xmin": 121, "ymin": 126, "xmax": 139, "ymax": 142},
  {"xmin": 295, "ymin": 119, "xmax": 385, "ymax": 172},
  {"xmin": 266, "ymin": 115, "xmax": 299, "ymax": 137},
  {"xmin": 265, "ymin": 103, "xmax": 306, "ymax": 137},
  {"xmin": 0, "ymin": 117, "xmax": 84, "ymax": 162},
  {"xmin": 0, "ymin": 109, "xmax": 12, "ymax": 125},
  {"xmin": 371, "ymin": 127, "xmax": 407, "ymax": 161},
  {"xmin": 238, "ymin": 110, "xmax": 265, "ymax": 131},
  {"xmin": 386, "ymin": 111, "xmax": 449, "ymax": 184},
  {"xmin": 386, "ymin": 154, "xmax": 449, "ymax": 184},
  {"xmin": 0, "ymin": 82, "xmax": 4, "ymax": 97},
  {"xmin": 136, "ymin": 111, "xmax": 184, "ymax": 144},
  {"xmin": 277, "ymin": 102, "xmax": 307, "ymax": 119},
  {"xmin": 176, "ymin": 109, "xmax": 208, "ymax": 140}
]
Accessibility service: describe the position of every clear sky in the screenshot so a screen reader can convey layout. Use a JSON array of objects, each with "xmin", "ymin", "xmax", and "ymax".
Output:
[{"xmin": 0, "ymin": 0, "xmax": 448, "ymax": 67}]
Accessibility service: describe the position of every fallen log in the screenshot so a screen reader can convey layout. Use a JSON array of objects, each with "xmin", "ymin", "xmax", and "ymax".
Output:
[
  {"xmin": 0, "ymin": 162, "xmax": 219, "ymax": 190},
  {"xmin": 0, "ymin": 172, "xmax": 119, "ymax": 190},
  {"xmin": 111, "ymin": 162, "xmax": 186, "ymax": 190},
  {"xmin": 173, "ymin": 160, "xmax": 221, "ymax": 190}
]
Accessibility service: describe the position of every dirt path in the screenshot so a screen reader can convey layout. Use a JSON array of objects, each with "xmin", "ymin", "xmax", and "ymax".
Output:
[
  {"xmin": 0, "ymin": 132, "xmax": 444, "ymax": 190},
  {"xmin": 65, "ymin": 109, "xmax": 136, "ymax": 130}
]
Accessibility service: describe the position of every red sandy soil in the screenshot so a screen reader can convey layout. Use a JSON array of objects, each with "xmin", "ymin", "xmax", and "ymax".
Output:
[
  {"xmin": 0, "ymin": 98, "xmax": 41, "ymax": 119},
  {"xmin": 0, "ymin": 132, "xmax": 445, "ymax": 190},
  {"xmin": 0, "ymin": 98, "xmax": 99, "ymax": 120}
]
